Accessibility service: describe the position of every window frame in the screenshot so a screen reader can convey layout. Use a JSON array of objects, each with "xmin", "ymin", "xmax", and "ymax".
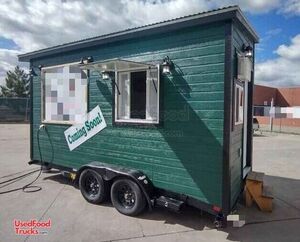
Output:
[
  {"xmin": 41, "ymin": 62, "xmax": 88, "ymax": 125},
  {"xmin": 234, "ymin": 81, "xmax": 244, "ymax": 126},
  {"xmin": 114, "ymin": 65, "xmax": 160, "ymax": 125}
]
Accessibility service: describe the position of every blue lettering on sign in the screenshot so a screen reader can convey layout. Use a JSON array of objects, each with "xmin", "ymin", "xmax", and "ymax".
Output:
[
  {"xmin": 67, "ymin": 112, "xmax": 103, "ymax": 144},
  {"xmin": 67, "ymin": 126, "xmax": 87, "ymax": 144}
]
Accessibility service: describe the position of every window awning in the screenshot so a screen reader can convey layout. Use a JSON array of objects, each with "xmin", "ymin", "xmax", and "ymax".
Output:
[{"xmin": 79, "ymin": 59, "xmax": 157, "ymax": 72}]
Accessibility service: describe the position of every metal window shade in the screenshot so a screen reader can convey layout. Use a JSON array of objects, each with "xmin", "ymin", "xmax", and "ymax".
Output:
[
  {"xmin": 79, "ymin": 59, "xmax": 156, "ymax": 72},
  {"xmin": 117, "ymin": 72, "xmax": 130, "ymax": 119},
  {"xmin": 146, "ymin": 69, "xmax": 158, "ymax": 121}
]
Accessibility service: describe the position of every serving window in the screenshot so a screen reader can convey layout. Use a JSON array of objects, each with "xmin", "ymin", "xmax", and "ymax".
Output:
[
  {"xmin": 115, "ymin": 67, "xmax": 159, "ymax": 124},
  {"xmin": 41, "ymin": 63, "xmax": 88, "ymax": 124}
]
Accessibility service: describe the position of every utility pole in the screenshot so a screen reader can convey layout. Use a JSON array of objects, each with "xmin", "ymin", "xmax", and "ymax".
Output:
[{"xmin": 269, "ymin": 98, "xmax": 274, "ymax": 132}]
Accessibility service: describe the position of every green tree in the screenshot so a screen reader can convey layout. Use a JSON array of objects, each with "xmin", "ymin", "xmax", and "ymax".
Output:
[{"xmin": 0, "ymin": 66, "xmax": 29, "ymax": 97}]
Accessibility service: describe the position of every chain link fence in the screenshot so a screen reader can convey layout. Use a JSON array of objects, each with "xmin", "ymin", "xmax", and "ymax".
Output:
[
  {"xmin": 0, "ymin": 97, "xmax": 30, "ymax": 122},
  {"xmin": 254, "ymin": 105, "xmax": 300, "ymax": 134}
]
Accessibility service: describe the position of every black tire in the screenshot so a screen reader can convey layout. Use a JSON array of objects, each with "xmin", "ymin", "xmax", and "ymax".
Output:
[
  {"xmin": 110, "ymin": 178, "xmax": 146, "ymax": 216},
  {"xmin": 79, "ymin": 169, "xmax": 108, "ymax": 204}
]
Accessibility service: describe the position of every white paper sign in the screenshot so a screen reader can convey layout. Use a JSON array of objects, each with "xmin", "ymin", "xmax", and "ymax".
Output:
[{"xmin": 64, "ymin": 105, "xmax": 107, "ymax": 151}]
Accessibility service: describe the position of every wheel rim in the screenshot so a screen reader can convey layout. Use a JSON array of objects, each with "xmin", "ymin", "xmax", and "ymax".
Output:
[
  {"xmin": 84, "ymin": 172, "xmax": 100, "ymax": 198},
  {"xmin": 117, "ymin": 183, "xmax": 136, "ymax": 209}
]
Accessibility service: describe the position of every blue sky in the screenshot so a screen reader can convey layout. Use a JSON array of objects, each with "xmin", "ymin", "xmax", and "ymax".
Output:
[
  {"xmin": 247, "ymin": 11, "xmax": 300, "ymax": 62},
  {"xmin": 3, "ymin": 10, "xmax": 298, "ymax": 62},
  {"xmin": 0, "ymin": 0, "xmax": 300, "ymax": 87},
  {"xmin": 0, "ymin": 37, "xmax": 18, "ymax": 50}
]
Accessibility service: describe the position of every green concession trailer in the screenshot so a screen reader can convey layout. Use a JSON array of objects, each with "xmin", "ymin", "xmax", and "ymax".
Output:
[{"xmin": 18, "ymin": 6, "xmax": 258, "ymax": 225}]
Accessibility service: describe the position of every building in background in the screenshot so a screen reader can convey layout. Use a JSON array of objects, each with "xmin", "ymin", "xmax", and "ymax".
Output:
[{"xmin": 253, "ymin": 84, "xmax": 300, "ymax": 133}]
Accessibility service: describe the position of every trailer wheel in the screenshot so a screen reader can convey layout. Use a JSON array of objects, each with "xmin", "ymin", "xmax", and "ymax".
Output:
[
  {"xmin": 79, "ymin": 169, "xmax": 107, "ymax": 204},
  {"xmin": 111, "ymin": 178, "xmax": 146, "ymax": 216}
]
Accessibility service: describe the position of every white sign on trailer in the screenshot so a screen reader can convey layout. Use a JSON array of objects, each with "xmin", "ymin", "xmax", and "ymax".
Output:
[{"xmin": 64, "ymin": 105, "xmax": 107, "ymax": 151}]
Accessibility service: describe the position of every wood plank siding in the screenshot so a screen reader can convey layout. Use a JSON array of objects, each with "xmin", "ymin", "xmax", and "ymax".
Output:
[{"xmin": 31, "ymin": 23, "xmax": 226, "ymax": 207}]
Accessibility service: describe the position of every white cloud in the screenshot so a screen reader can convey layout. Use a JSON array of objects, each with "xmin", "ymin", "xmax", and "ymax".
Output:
[
  {"xmin": 0, "ymin": 0, "xmax": 211, "ymax": 54},
  {"xmin": 122, "ymin": 0, "xmax": 211, "ymax": 25},
  {"xmin": 221, "ymin": 0, "xmax": 281, "ymax": 13},
  {"xmin": 0, "ymin": 49, "xmax": 20, "ymax": 72},
  {"xmin": 0, "ymin": 49, "xmax": 28, "ymax": 86},
  {"xmin": 0, "ymin": 0, "xmax": 213, "ymax": 85},
  {"xmin": 256, "ymin": 34, "xmax": 300, "ymax": 87},
  {"xmin": 266, "ymin": 28, "xmax": 282, "ymax": 36},
  {"xmin": 280, "ymin": 0, "xmax": 300, "ymax": 15},
  {"xmin": 0, "ymin": 0, "xmax": 299, "ymax": 87},
  {"xmin": 0, "ymin": 0, "xmax": 288, "ymax": 54},
  {"xmin": 276, "ymin": 35, "xmax": 300, "ymax": 60}
]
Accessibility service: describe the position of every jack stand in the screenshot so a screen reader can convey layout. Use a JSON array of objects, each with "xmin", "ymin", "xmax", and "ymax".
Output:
[{"xmin": 214, "ymin": 213, "xmax": 225, "ymax": 228}]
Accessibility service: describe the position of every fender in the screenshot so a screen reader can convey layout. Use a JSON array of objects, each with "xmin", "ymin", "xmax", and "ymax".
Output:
[{"xmin": 77, "ymin": 161, "xmax": 154, "ymax": 210}]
